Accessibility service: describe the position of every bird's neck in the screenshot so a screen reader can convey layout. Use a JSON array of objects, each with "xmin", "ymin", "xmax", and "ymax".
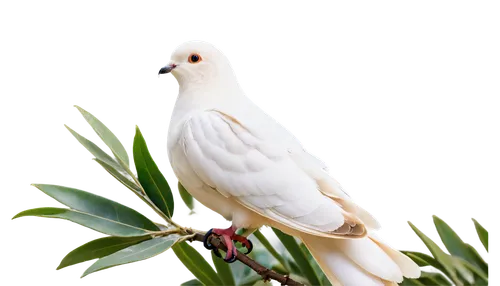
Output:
[
  {"xmin": 176, "ymin": 71, "xmax": 244, "ymax": 110},
  {"xmin": 171, "ymin": 77, "xmax": 244, "ymax": 119}
]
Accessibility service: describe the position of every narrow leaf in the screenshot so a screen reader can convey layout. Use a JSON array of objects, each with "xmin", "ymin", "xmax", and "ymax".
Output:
[
  {"xmin": 401, "ymin": 249, "xmax": 446, "ymax": 272},
  {"xmin": 13, "ymin": 207, "xmax": 154, "ymax": 236},
  {"xmin": 420, "ymin": 271, "xmax": 452, "ymax": 286},
  {"xmin": 253, "ymin": 230, "xmax": 288, "ymax": 271},
  {"xmin": 178, "ymin": 182, "xmax": 194, "ymax": 211},
  {"xmin": 212, "ymin": 251, "xmax": 236, "ymax": 286},
  {"xmin": 288, "ymin": 260, "xmax": 302, "ymax": 273},
  {"xmin": 30, "ymin": 184, "xmax": 159, "ymax": 232},
  {"xmin": 433, "ymin": 215, "xmax": 483, "ymax": 270},
  {"xmin": 413, "ymin": 278, "xmax": 440, "ymax": 286},
  {"xmin": 272, "ymin": 228, "xmax": 321, "ymax": 286},
  {"xmin": 399, "ymin": 278, "xmax": 426, "ymax": 286},
  {"xmin": 230, "ymin": 260, "xmax": 252, "ymax": 285},
  {"xmin": 172, "ymin": 242, "xmax": 222, "ymax": 286},
  {"xmin": 320, "ymin": 274, "xmax": 331, "ymax": 286},
  {"xmin": 75, "ymin": 105, "xmax": 129, "ymax": 166},
  {"xmin": 63, "ymin": 123, "xmax": 141, "ymax": 194},
  {"xmin": 271, "ymin": 264, "xmax": 288, "ymax": 275},
  {"xmin": 249, "ymin": 249, "xmax": 277, "ymax": 269},
  {"xmin": 472, "ymin": 218, "xmax": 488, "ymax": 252},
  {"xmin": 93, "ymin": 156, "xmax": 142, "ymax": 194},
  {"xmin": 465, "ymin": 243, "xmax": 488, "ymax": 274},
  {"xmin": 58, "ymin": 235, "xmax": 151, "ymax": 269},
  {"xmin": 181, "ymin": 279, "xmax": 204, "ymax": 286},
  {"xmin": 454, "ymin": 256, "xmax": 488, "ymax": 283},
  {"xmin": 451, "ymin": 256, "xmax": 475, "ymax": 284},
  {"xmin": 133, "ymin": 126, "xmax": 174, "ymax": 218},
  {"xmin": 82, "ymin": 235, "xmax": 180, "ymax": 277},
  {"xmin": 238, "ymin": 274, "xmax": 264, "ymax": 286},
  {"xmin": 287, "ymin": 274, "xmax": 315, "ymax": 286},
  {"xmin": 408, "ymin": 222, "xmax": 462, "ymax": 286},
  {"xmin": 300, "ymin": 243, "xmax": 331, "ymax": 286}
]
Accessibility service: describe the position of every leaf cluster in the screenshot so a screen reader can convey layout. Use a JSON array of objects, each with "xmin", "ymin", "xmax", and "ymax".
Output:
[
  {"xmin": 400, "ymin": 217, "xmax": 488, "ymax": 286},
  {"xmin": 13, "ymin": 107, "xmax": 488, "ymax": 286}
]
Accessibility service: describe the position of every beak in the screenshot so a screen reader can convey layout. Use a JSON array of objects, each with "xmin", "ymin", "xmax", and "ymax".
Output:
[{"xmin": 158, "ymin": 63, "xmax": 177, "ymax": 75}]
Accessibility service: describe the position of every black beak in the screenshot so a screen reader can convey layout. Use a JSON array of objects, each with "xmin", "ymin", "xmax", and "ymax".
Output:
[{"xmin": 158, "ymin": 64, "xmax": 176, "ymax": 75}]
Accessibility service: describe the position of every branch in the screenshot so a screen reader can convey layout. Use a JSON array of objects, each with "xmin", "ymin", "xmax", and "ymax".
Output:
[{"xmin": 188, "ymin": 231, "xmax": 304, "ymax": 286}]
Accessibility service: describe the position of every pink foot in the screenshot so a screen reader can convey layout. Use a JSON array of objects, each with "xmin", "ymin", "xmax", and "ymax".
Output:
[{"xmin": 203, "ymin": 226, "xmax": 253, "ymax": 263}]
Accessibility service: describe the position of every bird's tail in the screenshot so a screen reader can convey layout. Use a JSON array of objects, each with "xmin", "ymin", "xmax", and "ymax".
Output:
[{"xmin": 301, "ymin": 233, "xmax": 420, "ymax": 286}]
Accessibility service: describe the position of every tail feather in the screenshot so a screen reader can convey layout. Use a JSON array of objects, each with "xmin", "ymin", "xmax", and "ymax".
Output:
[
  {"xmin": 334, "ymin": 237, "xmax": 403, "ymax": 282},
  {"xmin": 301, "ymin": 234, "xmax": 420, "ymax": 286},
  {"xmin": 303, "ymin": 235, "xmax": 384, "ymax": 286},
  {"xmin": 369, "ymin": 235, "xmax": 421, "ymax": 278}
]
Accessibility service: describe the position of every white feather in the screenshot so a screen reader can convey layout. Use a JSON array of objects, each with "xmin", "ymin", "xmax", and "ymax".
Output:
[
  {"xmin": 165, "ymin": 41, "xmax": 420, "ymax": 285},
  {"xmin": 181, "ymin": 110, "xmax": 346, "ymax": 234}
]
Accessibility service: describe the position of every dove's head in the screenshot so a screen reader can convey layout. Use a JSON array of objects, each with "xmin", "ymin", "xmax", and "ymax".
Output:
[{"xmin": 159, "ymin": 41, "xmax": 237, "ymax": 91}]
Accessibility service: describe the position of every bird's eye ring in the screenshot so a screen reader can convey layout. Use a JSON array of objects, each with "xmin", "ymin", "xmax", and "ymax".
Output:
[{"xmin": 188, "ymin": 53, "xmax": 202, "ymax": 64}]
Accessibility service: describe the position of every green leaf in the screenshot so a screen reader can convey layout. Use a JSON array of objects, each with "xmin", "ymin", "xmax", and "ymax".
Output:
[
  {"xmin": 271, "ymin": 264, "xmax": 288, "ymax": 275},
  {"xmin": 248, "ymin": 249, "xmax": 276, "ymax": 269},
  {"xmin": 399, "ymin": 278, "xmax": 426, "ymax": 286},
  {"xmin": 471, "ymin": 275, "xmax": 488, "ymax": 286},
  {"xmin": 433, "ymin": 215, "xmax": 484, "ymax": 271},
  {"xmin": 401, "ymin": 249, "xmax": 446, "ymax": 272},
  {"xmin": 82, "ymin": 234, "xmax": 180, "ymax": 277},
  {"xmin": 230, "ymin": 260, "xmax": 252, "ymax": 285},
  {"xmin": 420, "ymin": 271, "xmax": 452, "ymax": 286},
  {"xmin": 133, "ymin": 126, "xmax": 174, "ymax": 218},
  {"xmin": 465, "ymin": 243, "xmax": 488, "ymax": 274},
  {"xmin": 451, "ymin": 256, "xmax": 475, "ymax": 284},
  {"xmin": 92, "ymin": 155, "xmax": 142, "ymax": 193},
  {"xmin": 238, "ymin": 274, "xmax": 264, "ymax": 286},
  {"xmin": 13, "ymin": 207, "xmax": 156, "ymax": 236},
  {"xmin": 408, "ymin": 222, "xmax": 462, "ymax": 286},
  {"xmin": 181, "ymin": 279, "xmax": 204, "ymax": 286},
  {"xmin": 272, "ymin": 228, "xmax": 321, "ymax": 286},
  {"xmin": 472, "ymin": 218, "xmax": 488, "ymax": 252},
  {"xmin": 288, "ymin": 274, "xmax": 316, "ymax": 286},
  {"xmin": 212, "ymin": 251, "xmax": 236, "ymax": 286},
  {"xmin": 58, "ymin": 235, "xmax": 151, "ymax": 269},
  {"xmin": 300, "ymin": 243, "xmax": 331, "ymax": 286},
  {"xmin": 172, "ymin": 242, "xmax": 222, "ymax": 286},
  {"xmin": 289, "ymin": 260, "xmax": 300, "ymax": 278},
  {"xmin": 321, "ymin": 273, "xmax": 332, "ymax": 286},
  {"xmin": 178, "ymin": 182, "xmax": 194, "ymax": 211},
  {"xmin": 63, "ymin": 123, "xmax": 141, "ymax": 195},
  {"xmin": 34, "ymin": 184, "xmax": 157, "ymax": 230},
  {"xmin": 454, "ymin": 257, "xmax": 490, "ymax": 284},
  {"xmin": 252, "ymin": 230, "xmax": 288, "ymax": 271},
  {"xmin": 402, "ymin": 251, "xmax": 453, "ymax": 281},
  {"xmin": 75, "ymin": 105, "xmax": 129, "ymax": 166}
]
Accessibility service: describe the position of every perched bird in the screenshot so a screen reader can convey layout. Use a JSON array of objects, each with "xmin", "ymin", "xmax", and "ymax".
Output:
[{"xmin": 160, "ymin": 41, "xmax": 420, "ymax": 285}]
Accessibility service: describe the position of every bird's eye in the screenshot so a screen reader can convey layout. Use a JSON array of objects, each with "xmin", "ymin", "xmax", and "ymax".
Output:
[{"xmin": 188, "ymin": 53, "xmax": 202, "ymax": 64}]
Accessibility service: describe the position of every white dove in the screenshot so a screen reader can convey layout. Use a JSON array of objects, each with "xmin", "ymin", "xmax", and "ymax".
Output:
[{"xmin": 160, "ymin": 41, "xmax": 420, "ymax": 285}]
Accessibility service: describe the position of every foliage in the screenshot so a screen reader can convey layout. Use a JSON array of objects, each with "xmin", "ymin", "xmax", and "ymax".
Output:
[
  {"xmin": 401, "ymin": 217, "xmax": 488, "ymax": 286},
  {"xmin": 13, "ymin": 107, "xmax": 488, "ymax": 285}
]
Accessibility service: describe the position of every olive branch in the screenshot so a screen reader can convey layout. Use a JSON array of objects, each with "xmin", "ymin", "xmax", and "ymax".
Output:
[{"xmin": 10, "ymin": 104, "xmax": 492, "ymax": 286}]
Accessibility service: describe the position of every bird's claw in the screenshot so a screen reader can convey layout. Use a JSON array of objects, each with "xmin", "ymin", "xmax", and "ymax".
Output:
[
  {"xmin": 203, "ymin": 228, "xmax": 216, "ymax": 250},
  {"xmin": 231, "ymin": 232, "xmax": 254, "ymax": 254},
  {"xmin": 224, "ymin": 252, "xmax": 238, "ymax": 263},
  {"xmin": 233, "ymin": 236, "xmax": 254, "ymax": 254},
  {"xmin": 203, "ymin": 227, "xmax": 253, "ymax": 263}
]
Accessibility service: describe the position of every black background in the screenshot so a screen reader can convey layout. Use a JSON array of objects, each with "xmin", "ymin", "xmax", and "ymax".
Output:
[{"xmin": 9, "ymin": 25, "xmax": 498, "ymax": 284}]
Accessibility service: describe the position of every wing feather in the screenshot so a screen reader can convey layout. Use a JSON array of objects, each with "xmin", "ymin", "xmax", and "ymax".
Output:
[{"xmin": 181, "ymin": 110, "xmax": 366, "ymax": 237}]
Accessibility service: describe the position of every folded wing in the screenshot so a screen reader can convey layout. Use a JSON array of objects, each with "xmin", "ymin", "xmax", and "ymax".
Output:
[{"xmin": 180, "ymin": 110, "xmax": 366, "ymax": 237}]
